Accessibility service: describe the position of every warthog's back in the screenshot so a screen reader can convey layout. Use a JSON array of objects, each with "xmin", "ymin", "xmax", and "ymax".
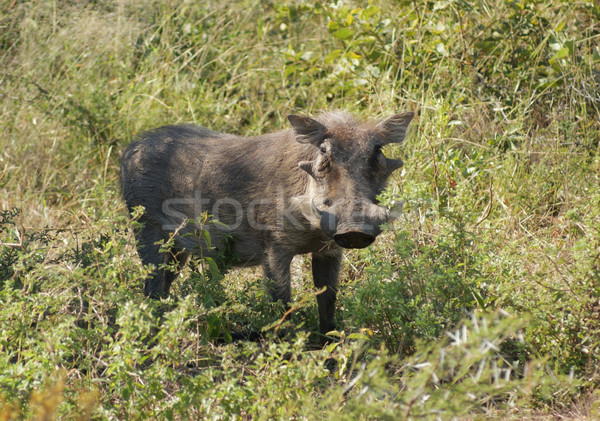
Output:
[
  {"xmin": 120, "ymin": 123, "xmax": 316, "ymax": 264},
  {"xmin": 121, "ymin": 125, "xmax": 223, "ymax": 215}
]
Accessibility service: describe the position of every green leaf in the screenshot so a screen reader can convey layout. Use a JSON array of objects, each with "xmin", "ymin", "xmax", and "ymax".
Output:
[
  {"xmin": 565, "ymin": 40, "xmax": 574, "ymax": 55},
  {"xmin": 207, "ymin": 315, "xmax": 222, "ymax": 338},
  {"xmin": 475, "ymin": 41, "xmax": 498, "ymax": 55},
  {"xmin": 326, "ymin": 342, "xmax": 340, "ymax": 353},
  {"xmin": 324, "ymin": 49, "xmax": 342, "ymax": 64},
  {"xmin": 326, "ymin": 330, "xmax": 342, "ymax": 338},
  {"xmin": 327, "ymin": 20, "xmax": 339, "ymax": 31},
  {"xmin": 554, "ymin": 20, "xmax": 565, "ymax": 33},
  {"xmin": 361, "ymin": 6, "xmax": 379, "ymax": 19},
  {"xmin": 347, "ymin": 333, "xmax": 370, "ymax": 340},
  {"xmin": 554, "ymin": 47, "xmax": 569, "ymax": 60},
  {"xmin": 204, "ymin": 257, "xmax": 222, "ymax": 280},
  {"xmin": 201, "ymin": 229, "xmax": 211, "ymax": 249},
  {"xmin": 333, "ymin": 27, "xmax": 353, "ymax": 40},
  {"xmin": 283, "ymin": 64, "xmax": 298, "ymax": 77},
  {"xmin": 471, "ymin": 288, "xmax": 486, "ymax": 310}
]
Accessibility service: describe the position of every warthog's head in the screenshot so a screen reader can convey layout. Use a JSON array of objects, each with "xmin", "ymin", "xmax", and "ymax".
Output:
[{"xmin": 289, "ymin": 111, "xmax": 414, "ymax": 249}]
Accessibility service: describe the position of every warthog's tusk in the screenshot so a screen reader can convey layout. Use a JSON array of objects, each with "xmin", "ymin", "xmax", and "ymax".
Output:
[{"xmin": 311, "ymin": 198, "xmax": 323, "ymax": 219}]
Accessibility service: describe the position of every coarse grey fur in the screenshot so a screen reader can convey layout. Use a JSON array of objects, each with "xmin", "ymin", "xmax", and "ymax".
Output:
[{"xmin": 120, "ymin": 110, "xmax": 414, "ymax": 339}]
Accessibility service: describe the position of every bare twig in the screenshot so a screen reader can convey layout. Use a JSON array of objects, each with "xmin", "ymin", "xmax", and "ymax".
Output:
[
  {"xmin": 272, "ymin": 287, "xmax": 326, "ymax": 333},
  {"xmin": 0, "ymin": 224, "xmax": 23, "ymax": 248},
  {"xmin": 474, "ymin": 177, "xmax": 494, "ymax": 228},
  {"xmin": 419, "ymin": 126, "xmax": 440, "ymax": 203},
  {"xmin": 545, "ymin": 255, "xmax": 580, "ymax": 301}
]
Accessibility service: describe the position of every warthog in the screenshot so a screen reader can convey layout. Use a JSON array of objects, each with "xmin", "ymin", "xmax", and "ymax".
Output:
[{"xmin": 121, "ymin": 110, "xmax": 413, "ymax": 339}]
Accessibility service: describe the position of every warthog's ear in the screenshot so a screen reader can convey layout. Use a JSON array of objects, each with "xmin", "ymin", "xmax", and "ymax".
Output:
[
  {"xmin": 288, "ymin": 115, "xmax": 327, "ymax": 146},
  {"xmin": 377, "ymin": 112, "xmax": 414, "ymax": 144}
]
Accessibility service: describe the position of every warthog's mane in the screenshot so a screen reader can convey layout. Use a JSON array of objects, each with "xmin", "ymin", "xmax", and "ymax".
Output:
[
  {"xmin": 313, "ymin": 110, "xmax": 378, "ymax": 145},
  {"xmin": 314, "ymin": 110, "xmax": 362, "ymax": 128}
]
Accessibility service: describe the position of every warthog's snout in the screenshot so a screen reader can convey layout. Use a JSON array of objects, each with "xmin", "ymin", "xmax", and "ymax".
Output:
[
  {"xmin": 333, "ymin": 230, "xmax": 376, "ymax": 249},
  {"xmin": 314, "ymin": 199, "xmax": 388, "ymax": 249}
]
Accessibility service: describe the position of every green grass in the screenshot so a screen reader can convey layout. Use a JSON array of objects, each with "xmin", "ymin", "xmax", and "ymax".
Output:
[{"xmin": 1, "ymin": 0, "xmax": 599, "ymax": 418}]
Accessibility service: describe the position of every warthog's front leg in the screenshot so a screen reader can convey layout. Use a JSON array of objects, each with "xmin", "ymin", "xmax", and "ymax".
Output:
[{"xmin": 312, "ymin": 248, "xmax": 342, "ymax": 339}]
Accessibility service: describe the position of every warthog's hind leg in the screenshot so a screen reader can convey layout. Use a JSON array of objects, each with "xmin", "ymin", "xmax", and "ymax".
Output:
[
  {"xmin": 263, "ymin": 245, "xmax": 294, "ymax": 305},
  {"xmin": 136, "ymin": 223, "xmax": 185, "ymax": 298}
]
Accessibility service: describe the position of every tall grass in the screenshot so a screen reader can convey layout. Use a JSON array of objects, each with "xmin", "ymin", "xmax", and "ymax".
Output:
[{"xmin": 1, "ymin": 0, "xmax": 599, "ymax": 418}]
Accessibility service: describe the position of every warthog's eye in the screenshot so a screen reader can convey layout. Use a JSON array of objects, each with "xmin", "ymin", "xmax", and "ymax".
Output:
[
  {"xmin": 373, "ymin": 145, "xmax": 384, "ymax": 157},
  {"xmin": 370, "ymin": 145, "xmax": 386, "ymax": 169}
]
